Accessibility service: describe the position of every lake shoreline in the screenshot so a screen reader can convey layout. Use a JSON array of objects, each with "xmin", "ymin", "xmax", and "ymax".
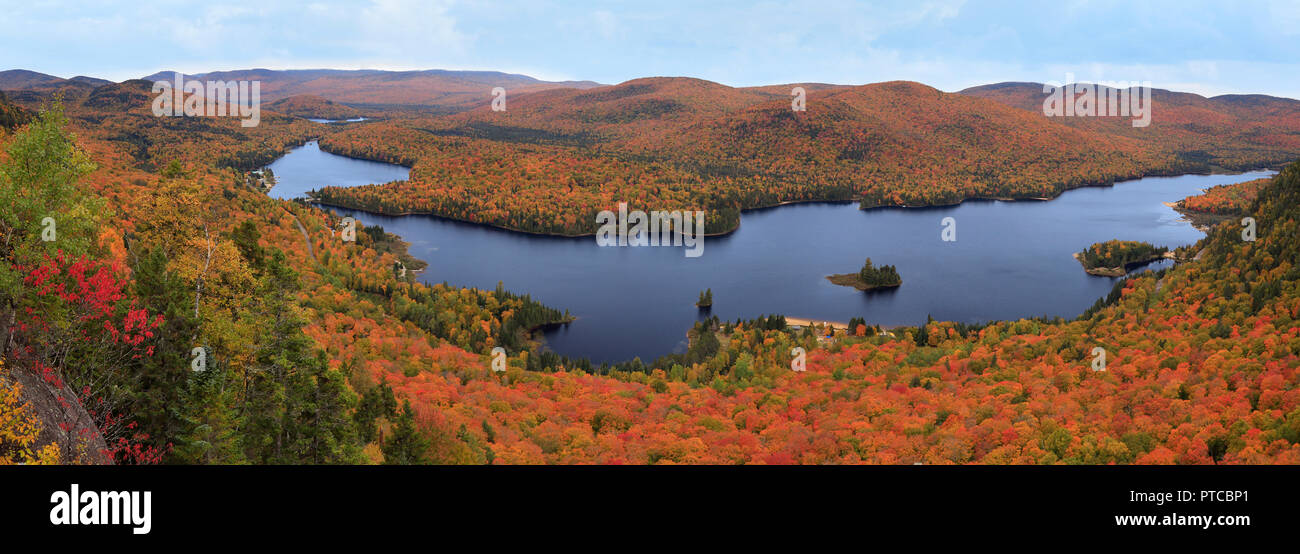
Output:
[
  {"xmin": 859, "ymin": 164, "xmax": 1283, "ymax": 211},
  {"xmin": 1164, "ymin": 200, "xmax": 1243, "ymax": 233},
  {"xmin": 302, "ymin": 145, "xmax": 1279, "ymax": 240},
  {"xmin": 267, "ymin": 142, "xmax": 1276, "ymax": 363},
  {"xmin": 1073, "ymin": 251, "xmax": 1174, "ymax": 277},
  {"xmin": 825, "ymin": 273, "xmax": 903, "ymax": 291}
]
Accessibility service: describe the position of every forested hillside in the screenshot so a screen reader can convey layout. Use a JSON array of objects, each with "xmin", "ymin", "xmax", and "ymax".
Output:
[
  {"xmin": 1177, "ymin": 177, "xmax": 1272, "ymax": 215},
  {"xmin": 961, "ymin": 82, "xmax": 1300, "ymax": 170},
  {"xmin": 0, "ymin": 95, "xmax": 572, "ymax": 464},
  {"xmin": 1, "ymin": 79, "xmax": 1297, "ymax": 465},
  {"xmin": 267, "ymin": 95, "xmax": 365, "ymax": 120},
  {"xmin": 312, "ymin": 78, "xmax": 1300, "ymax": 236},
  {"xmin": 0, "ymin": 91, "xmax": 28, "ymax": 130},
  {"xmin": 316, "ymin": 164, "xmax": 1300, "ymax": 464}
]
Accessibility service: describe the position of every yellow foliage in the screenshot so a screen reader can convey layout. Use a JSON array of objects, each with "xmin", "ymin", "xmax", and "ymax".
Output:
[{"xmin": 0, "ymin": 360, "xmax": 61, "ymax": 465}]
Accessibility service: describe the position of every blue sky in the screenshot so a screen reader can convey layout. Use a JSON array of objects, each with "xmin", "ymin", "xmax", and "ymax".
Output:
[{"xmin": 3, "ymin": 0, "xmax": 1300, "ymax": 98}]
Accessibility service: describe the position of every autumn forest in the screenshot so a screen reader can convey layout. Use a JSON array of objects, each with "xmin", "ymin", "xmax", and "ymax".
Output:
[{"xmin": 0, "ymin": 67, "xmax": 1298, "ymax": 468}]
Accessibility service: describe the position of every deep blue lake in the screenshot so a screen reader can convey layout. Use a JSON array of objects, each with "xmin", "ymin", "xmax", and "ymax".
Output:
[{"xmin": 267, "ymin": 141, "xmax": 1274, "ymax": 363}]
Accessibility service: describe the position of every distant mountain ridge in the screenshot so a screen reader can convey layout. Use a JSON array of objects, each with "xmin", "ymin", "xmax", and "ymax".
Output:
[
  {"xmin": 8, "ymin": 67, "xmax": 1300, "ymax": 111},
  {"xmin": 139, "ymin": 68, "xmax": 605, "ymax": 107},
  {"xmin": 0, "ymin": 69, "xmax": 65, "ymax": 89},
  {"xmin": 960, "ymin": 81, "xmax": 1300, "ymax": 111},
  {"xmin": 958, "ymin": 81, "xmax": 1300, "ymax": 168},
  {"xmin": 0, "ymin": 69, "xmax": 111, "ymax": 90}
]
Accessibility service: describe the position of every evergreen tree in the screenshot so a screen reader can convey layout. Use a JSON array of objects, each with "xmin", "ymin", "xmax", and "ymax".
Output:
[
  {"xmin": 242, "ymin": 250, "xmax": 363, "ymax": 464},
  {"xmin": 858, "ymin": 257, "xmax": 902, "ymax": 287},
  {"xmin": 130, "ymin": 248, "xmax": 204, "ymax": 459},
  {"xmin": 355, "ymin": 380, "xmax": 398, "ymax": 444},
  {"xmin": 290, "ymin": 351, "xmax": 361, "ymax": 464},
  {"xmin": 383, "ymin": 400, "xmax": 430, "ymax": 464},
  {"xmin": 171, "ymin": 357, "xmax": 244, "ymax": 464},
  {"xmin": 228, "ymin": 219, "xmax": 267, "ymax": 271},
  {"xmin": 915, "ymin": 314, "xmax": 935, "ymax": 346}
]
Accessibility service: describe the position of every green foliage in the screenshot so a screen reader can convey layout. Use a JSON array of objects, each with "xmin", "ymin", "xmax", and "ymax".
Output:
[
  {"xmin": 241, "ymin": 250, "xmax": 362, "ymax": 464},
  {"xmin": 171, "ymin": 359, "xmax": 244, "ymax": 464},
  {"xmin": 130, "ymin": 248, "xmax": 203, "ymax": 459},
  {"xmin": 382, "ymin": 400, "xmax": 430, "ymax": 464},
  {"xmin": 0, "ymin": 91, "xmax": 30, "ymax": 130},
  {"xmin": 386, "ymin": 279, "xmax": 568, "ymax": 354},
  {"xmin": 857, "ymin": 257, "xmax": 902, "ymax": 287},
  {"xmin": 227, "ymin": 219, "xmax": 266, "ymax": 271},
  {"xmin": 355, "ymin": 380, "xmax": 398, "ymax": 444},
  {"xmin": 0, "ymin": 102, "xmax": 101, "ymax": 326},
  {"xmin": 1079, "ymin": 240, "xmax": 1167, "ymax": 271}
]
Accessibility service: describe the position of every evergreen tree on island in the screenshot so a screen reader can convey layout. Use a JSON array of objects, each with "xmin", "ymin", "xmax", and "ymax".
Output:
[
  {"xmin": 696, "ymin": 288, "xmax": 713, "ymax": 308},
  {"xmin": 858, "ymin": 258, "xmax": 902, "ymax": 287}
]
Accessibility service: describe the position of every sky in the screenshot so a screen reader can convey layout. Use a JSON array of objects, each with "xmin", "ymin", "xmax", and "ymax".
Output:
[{"xmin": 3, "ymin": 0, "xmax": 1300, "ymax": 98}]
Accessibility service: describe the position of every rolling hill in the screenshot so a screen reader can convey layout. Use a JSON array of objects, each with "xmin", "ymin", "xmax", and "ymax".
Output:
[
  {"xmin": 315, "ymin": 76, "xmax": 1300, "ymax": 236},
  {"xmin": 267, "ymin": 95, "xmax": 365, "ymax": 120},
  {"xmin": 141, "ymin": 68, "xmax": 605, "ymax": 108},
  {"xmin": 7, "ymin": 67, "xmax": 1300, "ymax": 236},
  {"xmin": 0, "ymin": 69, "xmax": 113, "ymax": 91},
  {"xmin": 0, "ymin": 69, "xmax": 66, "ymax": 89},
  {"xmin": 960, "ymin": 82, "xmax": 1300, "ymax": 170}
]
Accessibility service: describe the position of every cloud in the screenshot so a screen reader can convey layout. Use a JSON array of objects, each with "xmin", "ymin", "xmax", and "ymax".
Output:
[
  {"xmin": 358, "ymin": 0, "xmax": 469, "ymax": 57},
  {"xmin": 590, "ymin": 10, "xmax": 618, "ymax": 40},
  {"xmin": 1, "ymin": 0, "xmax": 1298, "ymax": 99}
]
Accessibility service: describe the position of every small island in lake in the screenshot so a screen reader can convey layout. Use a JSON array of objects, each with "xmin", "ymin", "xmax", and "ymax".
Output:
[
  {"xmin": 827, "ymin": 257, "xmax": 902, "ymax": 291},
  {"xmin": 696, "ymin": 288, "xmax": 713, "ymax": 308},
  {"xmin": 1074, "ymin": 239, "xmax": 1169, "ymax": 276}
]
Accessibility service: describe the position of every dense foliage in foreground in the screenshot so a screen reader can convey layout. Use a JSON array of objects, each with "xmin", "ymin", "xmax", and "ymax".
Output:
[{"xmin": 0, "ymin": 86, "xmax": 1298, "ymax": 464}]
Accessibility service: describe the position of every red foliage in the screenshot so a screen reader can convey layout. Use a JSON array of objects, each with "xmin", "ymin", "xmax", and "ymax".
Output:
[{"xmin": 13, "ymin": 251, "xmax": 166, "ymax": 464}]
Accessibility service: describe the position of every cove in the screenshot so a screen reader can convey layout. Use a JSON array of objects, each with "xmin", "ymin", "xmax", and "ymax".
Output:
[{"xmin": 265, "ymin": 142, "xmax": 1275, "ymax": 364}]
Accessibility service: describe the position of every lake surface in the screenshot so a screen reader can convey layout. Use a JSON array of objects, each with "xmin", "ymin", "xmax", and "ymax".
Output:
[
  {"xmin": 307, "ymin": 117, "xmax": 370, "ymax": 123},
  {"xmin": 267, "ymin": 140, "xmax": 410, "ymax": 194},
  {"xmin": 266, "ymin": 142, "xmax": 1274, "ymax": 363}
]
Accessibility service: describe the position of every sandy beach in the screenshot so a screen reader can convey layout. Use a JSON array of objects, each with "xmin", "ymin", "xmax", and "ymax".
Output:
[{"xmin": 785, "ymin": 317, "xmax": 850, "ymax": 330}]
